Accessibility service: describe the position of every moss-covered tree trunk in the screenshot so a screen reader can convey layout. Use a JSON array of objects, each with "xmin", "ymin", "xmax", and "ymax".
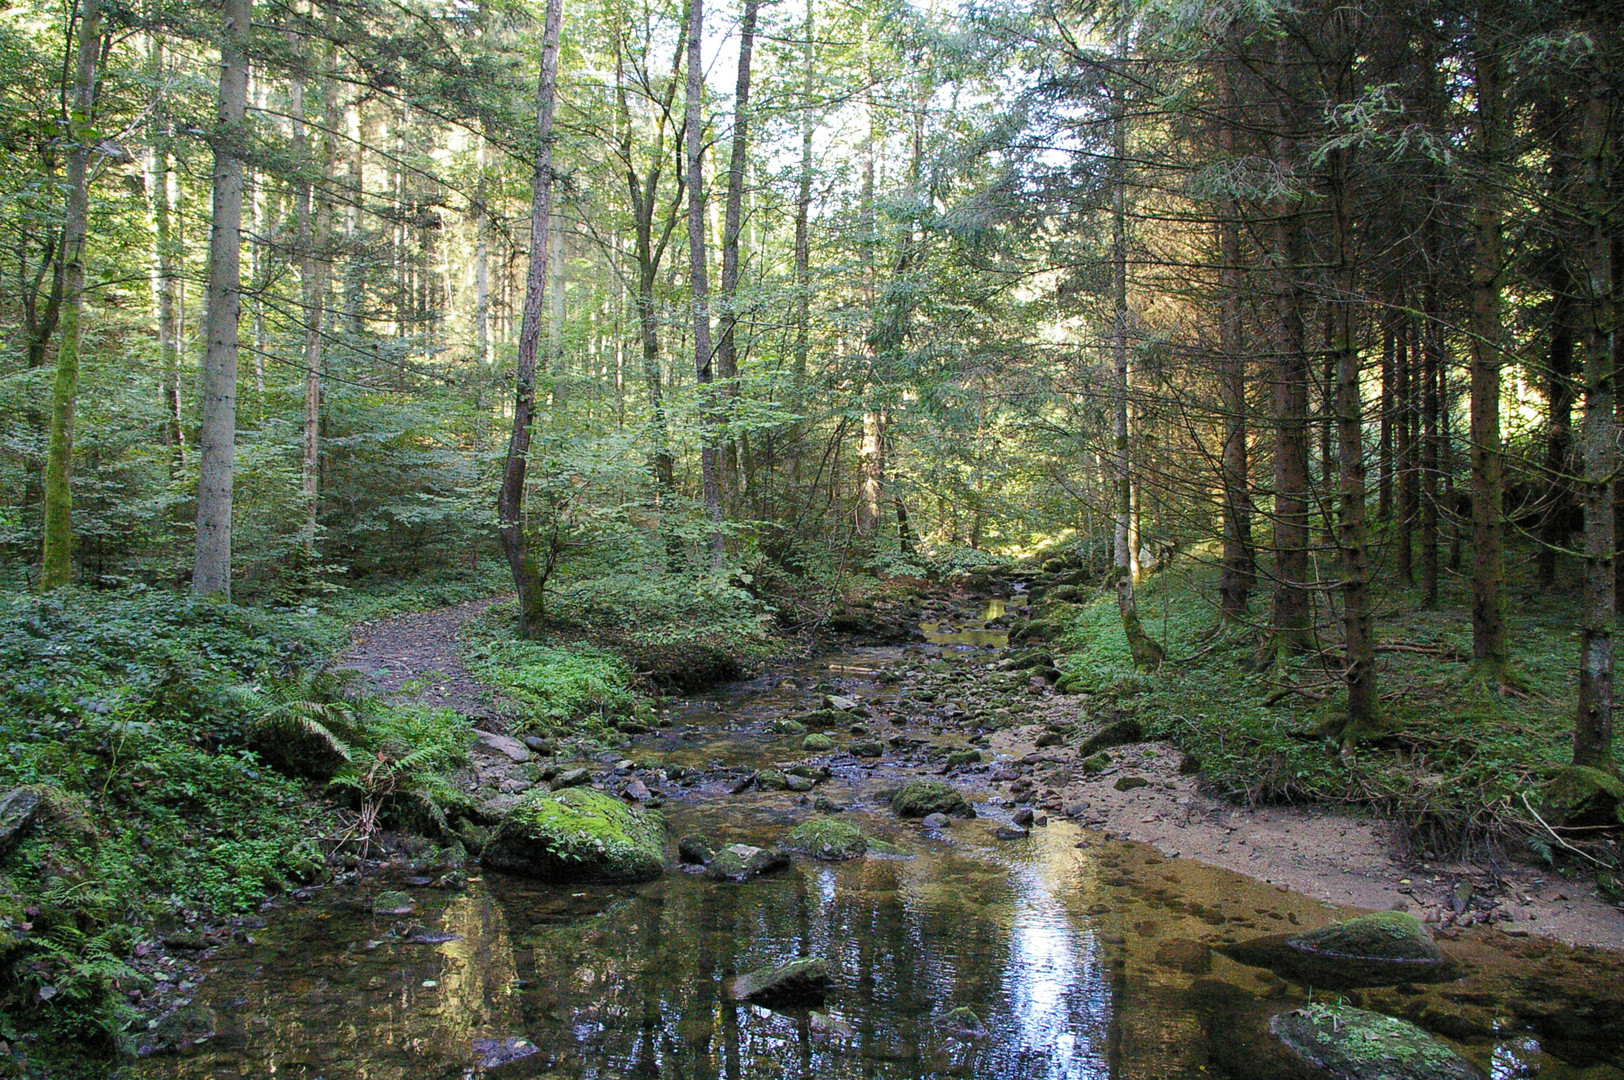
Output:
[
  {"xmin": 39, "ymin": 0, "xmax": 103, "ymax": 591},
  {"xmin": 498, "ymin": 0, "xmax": 564, "ymax": 636}
]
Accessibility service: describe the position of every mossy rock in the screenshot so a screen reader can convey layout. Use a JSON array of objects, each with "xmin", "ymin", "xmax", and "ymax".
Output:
[
  {"xmin": 371, "ymin": 890, "xmax": 416, "ymax": 915},
  {"xmin": 0, "ymin": 787, "xmax": 46, "ymax": 857},
  {"xmin": 794, "ymin": 709, "xmax": 848, "ymax": 730},
  {"xmin": 850, "ymin": 740, "xmax": 884, "ymax": 758},
  {"xmin": 1540, "ymin": 765, "xmax": 1624, "ymax": 828},
  {"xmin": 1114, "ymin": 776, "xmax": 1149, "ymax": 792},
  {"xmin": 757, "ymin": 769, "xmax": 791, "ymax": 791},
  {"xmin": 1270, "ymin": 1004, "xmax": 1483, "ymax": 1080},
  {"xmin": 1224, "ymin": 912, "xmax": 1447, "ymax": 989},
  {"xmin": 730, "ymin": 957, "xmax": 832, "ymax": 1006},
  {"xmin": 787, "ymin": 817, "xmax": 868, "ymax": 860},
  {"xmin": 945, "ymin": 748, "xmax": 983, "ymax": 767},
  {"xmin": 891, "ymin": 780, "xmax": 974, "ymax": 819},
  {"xmin": 1081, "ymin": 752, "xmax": 1112, "ymax": 774},
  {"xmin": 1077, "ymin": 718, "xmax": 1144, "ymax": 757},
  {"xmin": 802, "ymin": 733, "xmax": 836, "ymax": 752},
  {"xmin": 708, "ymin": 843, "xmax": 789, "ymax": 881},
  {"xmin": 773, "ymin": 718, "xmax": 808, "ymax": 735},
  {"xmin": 939, "ymin": 1005, "xmax": 988, "ymax": 1039},
  {"xmin": 481, "ymin": 787, "xmax": 665, "ymax": 883}
]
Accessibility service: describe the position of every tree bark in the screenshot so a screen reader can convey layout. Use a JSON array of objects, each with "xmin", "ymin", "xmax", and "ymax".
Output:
[
  {"xmin": 497, "ymin": 0, "xmax": 565, "ymax": 635},
  {"xmin": 685, "ymin": 0, "xmax": 725, "ymax": 564},
  {"xmin": 1574, "ymin": 65, "xmax": 1616, "ymax": 770},
  {"xmin": 1467, "ymin": 15, "xmax": 1511, "ymax": 683},
  {"xmin": 39, "ymin": 0, "xmax": 102, "ymax": 590},
  {"xmin": 192, "ymin": 0, "xmax": 251, "ymax": 600},
  {"xmin": 716, "ymin": 0, "xmax": 760, "ymax": 512},
  {"xmin": 1216, "ymin": 59, "xmax": 1254, "ymax": 623}
]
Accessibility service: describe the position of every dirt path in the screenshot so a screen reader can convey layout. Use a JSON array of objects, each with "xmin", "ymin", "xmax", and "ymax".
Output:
[{"xmin": 339, "ymin": 597, "xmax": 507, "ymax": 723}]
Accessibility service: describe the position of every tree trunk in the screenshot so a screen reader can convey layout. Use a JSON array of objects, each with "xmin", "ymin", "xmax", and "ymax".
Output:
[
  {"xmin": 1420, "ymin": 296, "xmax": 1442, "ymax": 608},
  {"xmin": 192, "ymin": 0, "xmax": 251, "ymax": 600},
  {"xmin": 716, "ymin": 0, "xmax": 760, "ymax": 513},
  {"xmin": 1395, "ymin": 309, "xmax": 1415, "ymax": 585},
  {"xmin": 1111, "ymin": 57, "xmax": 1160, "ymax": 670},
  {"xmin": 1378, "ymin": 316, "xmax": 1394, "ymax": 521},
  {"xmin": 39, "ymin": 0, "xmax": 101, "ymax": 590},
  {"xmin": 147, "ymin": 35, "xmax": 184, "ymax": 472},
  {"xmin": 295, "ymin": 43, "xmax": 337, "ymax": 560},
  {"xmin": 1268, "ymin": 47, "xmax": 1311, "ymax": 656},
  {"xmin": 1216, "ymin": 60, "xmax": 1254, "ymax": 623},
  {"xmin": 1574, "ymin": 68, "xmax": 1615, "ymax": 770},
  {"xmin": 1467, "ymin": 18, "xmax": 1511, "ymax": 683},
  {"xmin": 497, "ymin": 0, "xmax": 565, "ymax": 636},
  {"xmin": 685, "ymin": 0, "xmax": 724, "ymax": 564}
]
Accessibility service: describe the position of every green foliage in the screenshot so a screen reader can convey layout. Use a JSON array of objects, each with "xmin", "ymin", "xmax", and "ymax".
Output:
[
  {"xmin": 464, "ymin": 632, "xmax": 637, "ymax": 735},
  {"xmin": 549, "ymin": 572, "xmax": 772, "ymax": 652},
  {"xmin": 1050, "ymin": 562, "xmax": 1622, "ymax": 855}
]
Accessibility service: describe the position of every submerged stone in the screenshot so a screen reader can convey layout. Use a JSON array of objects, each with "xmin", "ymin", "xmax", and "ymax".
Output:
[
  {"xmin": 730, "ymin": 957, "xmax": 832, "ymax": 1006},
  {"xmin": 1270, "ymin": 1004, "xmax": 1483, "ymax": 1080},
  {"xmin": 939, "ymin": 1005, "xmax": 988, "ymax": 1040},
  {"xmin": 787, "ymin": 818, "xmax": 868, "ymax": 860},
  {"xmin": 891, "ymin": 780, "xmax": 974, "ymax": 819},
  {"xmin": 472, "ymin": 1035, "xmax": 542, "ymax": 1074},
  {"xmin": 708, "ymin": 843, "xmax": 789, "ymax": 881},
  {"xmin": 138, "ymin": 1005, "xmax": 219, "ymax": 1056},
  {"xmin": 481, "ymin": 787, "xmax": 665, "ymax": 883},
  {"xmin": 371, "ymin": 890, "xmax": 416, "ymax": 916},
  {"xmin": 1223, "ymin": 911, "xmax": 1448, "ymax": 989}
]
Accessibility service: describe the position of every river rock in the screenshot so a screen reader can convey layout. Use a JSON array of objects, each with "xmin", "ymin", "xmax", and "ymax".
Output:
[
  {"xmin": 996, "ymin": 824, "xmax": 1030, "ymax": 840},
  {"xmin": 708, "ymin": 843, "xmax": 790, "ymax": 881},
  {"xmin": 1114, "ymin": 776, "xmax": 1149, "ymax": 792},
  {"xmin": 823, "ymin": 694, "xmax": 869, "ymax": 716},
  {"xmin": 939, "ymin": 1006, "xmax": 988, "ymax": 1040},
  {"xmin": 481, "ymin": 787, "xmax": 666, "ymax": 883},
  {"xmin": 137, "ymin": 1005, "xmax": 218, "ymax": 1056},
  {"xmin": 678, "ymin": 834, "xmax": 714, "ymax": 864},
  {"xmin": 921, "ymin": 812, "xmax": 950, "ymax": 830},
  {"xmin": 784, "ymin": 773, "xmax": 816, "ymax": 793},
  {"xmin": 1270, "ymin": 1004, "xmax": 1484, "ymax": 1080},
  {"xmin": 802, "ymin": 733, "xmax": 835, "ymax": 752},
  {"xmin": 371, "ymin": 890, "xmax": 416, "ymax": 916},
  {"xmin": 787, "ymin": 818, "xmax": 868, "ymax": 860},
  {"xmin": 0, "ymin": 787, "xmax": 44, "ymax": 856},
  {"xmin": 472, "ymin": 1035, "xmax": 542, "ymax": 1074},
  {"xmin": 892, "ymin": 780, "xmax": 974, "ymax": 819},
  {"xmin": 850, "ymin": 740, "xmax": 884, "ymax": 758},
  {"xmin": 1077, "ymin": 718, "xmax": 1145, "ymax": 757},
  {"xmin": 475, "ymin": 731, "xmax": 531, "ymax": 763},
  {"xmin": 1223, "ymin": 911, "xmax": 1447, "ymax": 989},
  {"xmin": 550, "ymin": 767, "xmax": 592, "ymax": 790},
  {"xmin": 730, "ymin": 957, "xmax": 832, "ymax": 1006},
  {"xmin": 623, "ymin": 779, "xmax": 651, "ymax": 802}
]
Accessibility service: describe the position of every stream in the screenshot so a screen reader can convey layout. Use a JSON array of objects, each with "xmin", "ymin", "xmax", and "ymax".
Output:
[{"xmin": 128, "ymin": 600, "xmax": 1624, "ymax": 1079}]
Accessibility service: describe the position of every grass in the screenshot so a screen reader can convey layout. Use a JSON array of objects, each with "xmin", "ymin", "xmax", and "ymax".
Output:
[{"xmin": 1049, "ymin": 547, "xmax": 1622, "ymax": 864}]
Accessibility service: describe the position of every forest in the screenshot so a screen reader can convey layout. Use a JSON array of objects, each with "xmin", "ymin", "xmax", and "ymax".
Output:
[{"xmin": 0, "ymin": 0, "xmax": 1621, "ymax": 1073}]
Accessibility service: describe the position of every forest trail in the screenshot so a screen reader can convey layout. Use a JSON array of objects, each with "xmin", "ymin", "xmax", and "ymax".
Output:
[{"xmin": 340, "ymin": 597, "xmax": 508, "ymax": 722}]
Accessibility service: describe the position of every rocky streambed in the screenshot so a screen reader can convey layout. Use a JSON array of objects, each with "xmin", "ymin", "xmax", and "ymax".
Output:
[{"xmin": 125, "ymin": 593, "xmax": 1624, "ymax": 1079}]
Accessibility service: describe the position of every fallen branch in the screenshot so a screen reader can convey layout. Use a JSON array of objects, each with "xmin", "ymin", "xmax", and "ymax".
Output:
[{"xmin": 1520, "ymin": 792, "xmax": 1605, "ymax": 866}]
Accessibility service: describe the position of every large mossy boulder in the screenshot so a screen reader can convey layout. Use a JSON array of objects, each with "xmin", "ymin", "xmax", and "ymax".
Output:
[
  {"xmin": 891, "ymin": 780, "xmax": 974, "ymax": 819},
  {"xmin": 0, "ymin": 787, "xmax": 45, "ymax": 857},
  {"xmin": 1223, "ymin": 911, "xmax": 1447, "ymax": 990},
  {"xmin": 481, "ymin": 787, "xmax": 666, "ymax": 883},
  {"xmin": 787, "ymin": 817, "xmax": 868, "ymax": 860},
  {"xmin": 1540, "ymin": 765, "xmax": 1624, "ymax": 827},
  {"xmin": 1270, "ymin": 1005, "xmax": 1483, "ymax": 1080},
  {"xmin": 729, "ymin": 957, "xmax": 832, "ymax": 1006}
]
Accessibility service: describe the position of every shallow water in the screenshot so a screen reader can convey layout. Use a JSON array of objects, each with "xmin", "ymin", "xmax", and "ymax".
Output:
[
  {"xmin": 128, "ymin": 639, "xmax": 1624, "ymax": 1080},
  {"xmin": 920, "ymin": 597, "xmax": 1015, "ymax": 648}
]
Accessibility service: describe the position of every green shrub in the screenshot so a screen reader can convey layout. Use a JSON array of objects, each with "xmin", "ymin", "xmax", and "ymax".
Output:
[{"xmin": 465, "ymin": 637, "xmax": 637, "ymax": 734}]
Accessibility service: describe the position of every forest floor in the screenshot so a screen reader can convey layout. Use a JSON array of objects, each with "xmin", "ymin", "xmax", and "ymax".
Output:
[{"xmin": 338, "ymin": 586, "xmax": 1624, "ymax": 951}]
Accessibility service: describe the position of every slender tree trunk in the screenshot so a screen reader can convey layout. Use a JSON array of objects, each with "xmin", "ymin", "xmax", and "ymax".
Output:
[
  {"xmin": 685, "ymin": 0, "xmax": 724, "ymax": 564},
  {"xmin": 1111, "ymin": 58, "xmax": 1160, "ymax": 669},
  {"xmin": 39, "ymin": 0, "xmax": 101, "ymax": 590},
  {"xmin": 1574, "ymin": 67, "xmax": 1616, "ymax": 769},
  {"xmin": 716, "ymin": 0, "xmax": 760, "ymax": 513},
  {"xmin": 497, "ymin": 0, "xmax": 564, "ymax": 635},
  {"xmin": 1540, "ymin": 268, "xmax": 1576, "ymax": 590},
  {"xmin": 344, "ymin": 95, "xmax": 365, "ymax": 335},
  {"xmin": 1216, "ymin": 61, "xmax": 1254, "ymax": 622},
  {"xmin": 1378, "ymin": 315, "xmax": 1394, "ymax": 521},
  {"xmin": 1329, "ymin": 141, "xmax": 1379, "ymax": 739},
  {"xmin": 147, "ymin": 36, "xmax": 184, "ymax": 472},
  {"xmin": 1395, "ymin": 308, "xmax": 1416, "ymax": 584},
  {"xmin": 295, "ymin": 45, "xmax": 336, "ymax": 560},
  {"xmin": 192, "ymin": 0, "xmax": 251, "ymax": 600},
  {"xmin": 1421, "ymin": 292, "xmax": 1442, "ymax": 608},
  {"xmin": 1268, "ymin": 50, "xmax": 1311, "ymax": 655},
  {"xmin": 475, "ymin": 135, "xmax": 491, "ymax": 371},
  {"xmin": 1467, "ymin": 19, "xmax": 1511, "ymax": 683},
  {"xmin": 792, "ymin": 0, "xmax": 814, "ymax": 388}
]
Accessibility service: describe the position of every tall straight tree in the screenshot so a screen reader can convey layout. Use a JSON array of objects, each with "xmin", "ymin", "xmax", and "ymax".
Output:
[
  {"xmin": 1465, "ymin": 2, "xmax": 1511, "ymax": 682},
  {"xmin": 192, "ymin": 0, "xmax": 251, "ymax": 598},
  {"xmin": 38, "ymin": 0, "xmax": 102, "ymax": 590},
  {"xmin": 715, "ymin": 0, "xmax": 761, "ymax": 509},
  {"xmin": 685, "ymin": 0, "xmax": 724, "ymax": 563},
  {"xmin": 497, "ymin": 0, "xmax": 566, "ymax": 635}
]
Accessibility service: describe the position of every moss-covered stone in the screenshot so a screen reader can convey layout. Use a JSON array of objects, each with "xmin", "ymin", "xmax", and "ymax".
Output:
[
  {"xmin": 1270, "ymin": 1004, "xmax": 1483, "ymax": 1080},
  {"xmin": 891, "ymin": 780, "xmax": 973, "ymax": 819},
  {"xmin": 708, "ymin": 843, "xmax": 790, "ymax": 881},
  {"xmin": 371, "ymin": 890, "xmax": 416, "ymax": 915},
  {"xmin": 757, "ymin": 769, "xmax": 790, "ymax": 791},
  {"xmin": 945, "ymin": 748, "xmax": 983, "ymax": 767},
  {"xmin": 481, "ymin": 787, "xmax": 665, "ymax": 883},
  {"xmin": 802, "ymin": 733, "xmax": 835, "ymax": 752},
  {"xmin": 1223, "ymin": 911, "xmax": 1448, "ymax": 989},
  {"xmin": 1114, "ymin": 775, "xmax": 1149, "ymax": 791},
  {"xmin": 850, "ymin": 740, "xmax": 884, "ymax": 758},
  {"xmin": 787, "ymin": 818, "xmax": 868, "ymax": 860},
  {"xmin": 1081, "ymin": 751, "xmax": 1112, "ymax": 774},
  {"xmin": 729, "ymin": 957, "xmax": 832, "ymax": 1006},
  {"xmin": 1541, "ymin": 765, "xmax": 1624, "ymax": 827},
  {"xmin": 1077, "ymin": 718, "xmax": 1144, "ymax": 757}
]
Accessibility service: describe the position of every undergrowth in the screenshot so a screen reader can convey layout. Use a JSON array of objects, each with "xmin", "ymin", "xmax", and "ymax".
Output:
[
  {"xmin": 1051, "ymin": 556, "xmax": 1621, "ymax": 862},
  {"xmin": 0, "ymin": 587, "xmax": 469, "ymax": 1068}
]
